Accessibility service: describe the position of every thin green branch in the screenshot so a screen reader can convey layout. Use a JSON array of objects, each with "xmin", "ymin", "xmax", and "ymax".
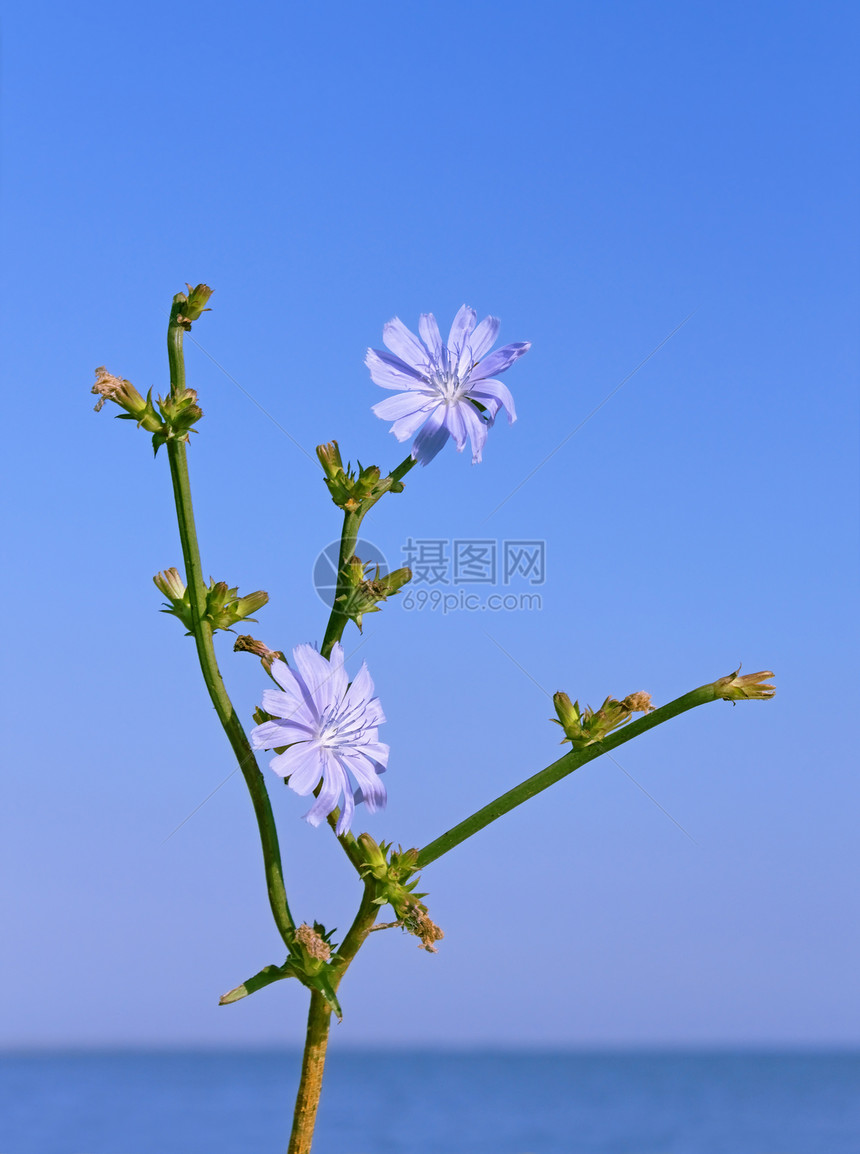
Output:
[
  {"xmin": 417, "ymin": 678, "xmax": 732, "ymax": 867},
  {"xmin": 165, "ymin": 307, "xmax": 294, "ymax": 943}
]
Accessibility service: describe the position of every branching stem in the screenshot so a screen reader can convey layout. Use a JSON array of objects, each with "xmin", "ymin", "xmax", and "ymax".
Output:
[{"xmin": 165, "ymin": 301, "xmax": 294, "ymax": 943}]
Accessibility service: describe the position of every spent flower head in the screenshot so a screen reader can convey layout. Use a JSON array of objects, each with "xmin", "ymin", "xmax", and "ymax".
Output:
[
  {"xmin": 367, "ymin": 305, "xmax": 530, "ymax": 465},
  {"xmin": 250, "ymin": 643, "xmax": 388, "ymax": 835},
  {"xmin": 714, "ymin": 668, "xmax": 776, "ymax": 701}
]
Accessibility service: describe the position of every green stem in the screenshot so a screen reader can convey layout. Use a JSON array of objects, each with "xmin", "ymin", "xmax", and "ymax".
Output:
[
  {"xmin": 320, "ymin": 509, "xmax": 361, "ymax": 659},
  {"xmin": 165, "ymin": 315, "xmax": 294, "ymax": 944},
  {"xmin": 287, "ymin": 884, "xmax": 380, "ymax": 1154},
  {"xmin": 331, "ymin": 881, "xmax": 381, "ymax": 982},
  {"xmin": 319, "ymin": 454, "xmax": 417, "ymax": 660},
  {"xmin": 167, "ymin": 295, "xmax": 187, "ymax": 396},
  {"xmin": 417, "ymin": 681, "xmax": 724, "ymax": 867},
  {"xmin": 286, "ymin": 990, "xmax": 332, "ymax": 1154}
]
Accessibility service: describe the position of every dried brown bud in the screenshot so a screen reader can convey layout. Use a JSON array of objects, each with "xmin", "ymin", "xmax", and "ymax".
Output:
[
  {"xmin": 233, "ymin": 634, "xmax": 285, "ymax": 672},
  {"xmin": 92, "ymin": 366, "xmax": 144, "ymax": 413},
  {"xmin": 295, "ymin": 923, "xmax": 331, "ymax": 962},
  {"xmin": 621, "ymin": 691, "xmax": 655, "ymax": 714},
  {"xmin": 402, "ymin": 902, "xmax": 444, "ymax": 952}
]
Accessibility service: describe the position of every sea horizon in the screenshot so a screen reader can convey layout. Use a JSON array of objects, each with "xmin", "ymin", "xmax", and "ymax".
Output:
[{"xmin": 2, "ymin": 1047, "xmax": 858, "ymax": 1153}]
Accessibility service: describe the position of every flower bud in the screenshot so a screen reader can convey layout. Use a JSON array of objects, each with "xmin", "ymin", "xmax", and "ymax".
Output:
[
  {"xmin": 316, "ymin": 440, "xmax": 345, "ymax": 481},
  {"xmin": 551, "ymin": 691, "xmax": 582, "ymax": 741},
  {"xmin": 551, "ymin": 687, "xmax": 656, "ymax": 748},
  {"xmin": 153, "ymin": 387, "xmax": 204, "ymax": 451},
  {"xmin": 356, "ymin": 832, "xmax": 389, "ymax": 877},
  {"xmin": 315, "ymin": 443, "xmax": 383, "ymax": 511},
  {"xmin": 233, "ymin": 590, "xmax": 269, "ymax": 620},
  {"xmin": 714, "ymin": 668, "xmax": 775, "ymax": 701},
  {"xmin": 154, "ymin": 568, "xmax": 194, "ymax": 631},
  {"xmin": 205, "ymin": 579, "xmax": 268, "ymax": 631},
  {"xmin": 173, "ymin": 283, "xmax": 213, "ymax": 328},
  {"xmin": 336, "ymin": 560, "xmax": 412, "ymax": 629},
  {"xmin": 154, "ymin": 566, "xmax": 186, "ymax": 600},
  {"xmin": 376, "ymin": 567, "xmax": 412, "ymax": 596},
  {"xmin": 353, "ymin": 462, "xmax": 381, "ymax": 500}
]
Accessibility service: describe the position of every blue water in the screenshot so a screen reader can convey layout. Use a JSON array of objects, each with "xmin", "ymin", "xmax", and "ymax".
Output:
[{"xmin": 0, "ymin": 1050, "xmax": 857, "ymax": 1154}]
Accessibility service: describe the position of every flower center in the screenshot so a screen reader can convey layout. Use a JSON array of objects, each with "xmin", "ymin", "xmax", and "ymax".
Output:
[
  {"xmin": 316, "ymin": 700, "xmax": 370, "ymax": 750},
  {"xmin": 428, "ymin": 344, "xmax": 473, "ymax": 404}
]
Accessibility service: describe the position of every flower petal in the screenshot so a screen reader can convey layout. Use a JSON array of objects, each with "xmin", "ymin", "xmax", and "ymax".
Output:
[
  {"xmin": 304, "ymin": 757, "xmax": 346, "ymax": 827},
  {"xmin": 355, "ymin": 739, "xmax": 390, "ymax": 770},
  {"xmin": 365, "ymin": 348, "xmax": 427, "ymax": 391},
  {"xmin": 467, "ymin": 378, "xmax": 517, "ymax": 424},
  {"xmin": 270, "ymin": 659, "xmax": 305, "ymax": 698},
  {"xmin": 269, "ymin": 741, "xmax": 323, "ymax": 788},
  {"xmin": 260, "ymin": 688, "xmax": 316, "ymax": 728},
  {"xmin": 389, "ymin": 400, "xmax": 441, "ymax": 443},
  {"xmin": 444, "ymin": 400, "xmax": 468, "ymax": 451},
  {"xmin": 470, "ymin": 341, "xmax": 531, "ymax": 381},
  {"xmin": 346, "ymin": 751, "xmax": 388, "ymax": 812},
  {"xmin": 252, "ymin": 718, "xmax": 312, "ymax": 750},
  {"xmin": 447, "ymin": 305, "xmax": 477, "ymax": 361},
  {"xmin": 372, "ymin": 390, "xmax": 437, "ymax": 422},
  {"xmin": 411, "ymin": 405, "xmax": 450, "ymax": 465},
  {"xmin": 468, "ymin": 315, "xmax": 500, "ymax": 362},
  {"xmin": 334, "ymin": 765, "xmax": 356, "ymax": 834},
  {"xmin": 459, "ymin": 401, "xmax": 489, "ymax": 463},
  {"xmin": 292, "ymin": 643, "xmax": 346, "ymax": 713},
  {"xmin": 383, "ymin": 318, "xmax": 429, "ymax": 369},
  {"xmin": 344, "ymin": 662, "xmax": 375, "ymax": 709},
  {"xmin": 362, "ymin": 698, "xmax": 386, "ymax": 727},
  {"xmin": 418, "ymin": 313, "xmax": 444, "ymax": 364}
]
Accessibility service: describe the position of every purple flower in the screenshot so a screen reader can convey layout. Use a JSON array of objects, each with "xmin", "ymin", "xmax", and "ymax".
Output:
[
  {"xmin": 367, "ymin": 305, "xmax": 530, "ymax": 465},
  {"xmin": 250, "ymin": 643, "xmax": 388, "ymax": 835}
]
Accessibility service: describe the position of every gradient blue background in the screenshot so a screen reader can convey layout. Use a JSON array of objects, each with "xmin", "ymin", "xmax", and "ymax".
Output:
[{"xmin": 1, "ymin": 0, "xmax": 857, "ymax": 1050}]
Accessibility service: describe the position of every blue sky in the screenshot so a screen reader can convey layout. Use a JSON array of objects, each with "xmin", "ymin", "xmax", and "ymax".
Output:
[{"xmin": 1, "ymin": 0, "xmax": 858, "ymax": 1049}]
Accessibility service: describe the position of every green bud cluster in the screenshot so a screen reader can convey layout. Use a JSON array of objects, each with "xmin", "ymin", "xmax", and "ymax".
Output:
[
  {"xmin": 356, "ymin": 835, "xmax": 444, "ymax": 952},
  {"xmin": 151, "ymin": 387, "xmax": 204, "ymax": 453},
  {"xmin": 154, "ymin": 568, "xmax": 268, "ymax": 634},
  {"xmin": 551, "ymin": 689, "xmax": 655, "ymax": 749},
  {"xmin": 172, "ymin": 283, "xmax": 214, "ymax": 329},
  {"xmin": 316, "ymin": 441, "xmax": 385, "ymax": 511},
  {"xmin": 335, "ymin": 556, "xmax": 412, "ymax": 630}
]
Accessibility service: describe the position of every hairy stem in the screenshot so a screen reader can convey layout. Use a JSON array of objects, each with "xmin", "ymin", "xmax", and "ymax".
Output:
[
  {"xmin": 286, "ymin": 991, "xmax": 332, "ymax": 1154},
  {"xmin": 417, "ymin": 680, "xmax": 727, "ymax": 867},
  {"xmin": 287, "ymin": 884, "xmax": 380, "ymax": 1154},
  {"xmin": 165, "ymin": 309, "xmax": 294, "ymax": 943}
]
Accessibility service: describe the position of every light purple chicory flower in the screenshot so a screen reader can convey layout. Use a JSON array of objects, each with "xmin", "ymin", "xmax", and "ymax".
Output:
[
  {"xmin": 250, "ymin": 643, "xmax": 388, "ymax": 835},
  {"xmin": 366, "ymin": 305, "xmax": 530, "ymax": 465}
]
